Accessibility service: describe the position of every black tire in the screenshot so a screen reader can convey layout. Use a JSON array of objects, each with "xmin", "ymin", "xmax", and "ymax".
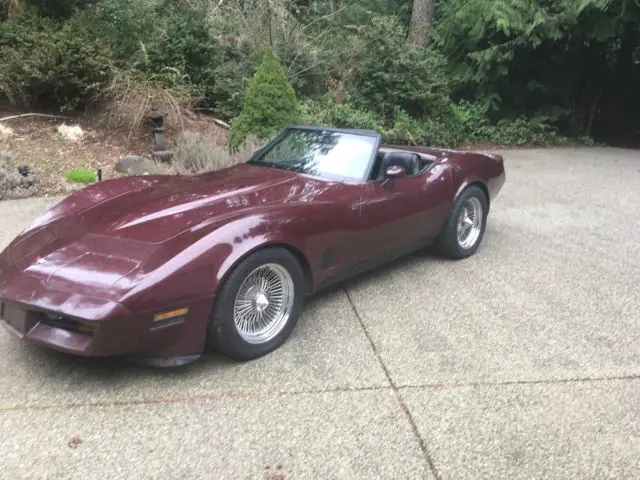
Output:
[
  {"xmin": 434, "ymin": 185, "xmax": 488, "ymax": 259},
  {"xmin": 207, "ymin": 247, "xmax": 305, "ymax": 360}
]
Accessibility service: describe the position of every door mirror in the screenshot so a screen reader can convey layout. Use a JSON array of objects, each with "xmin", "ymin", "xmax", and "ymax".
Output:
[{"xmin": 385, "ymin": 165, "xmax": 406, "ymax": 179}]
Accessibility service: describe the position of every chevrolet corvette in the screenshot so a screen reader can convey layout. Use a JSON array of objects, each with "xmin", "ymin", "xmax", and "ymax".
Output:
[{"xmin": 0, "ymin": 126, "xmax": 505, "ymax": 365}]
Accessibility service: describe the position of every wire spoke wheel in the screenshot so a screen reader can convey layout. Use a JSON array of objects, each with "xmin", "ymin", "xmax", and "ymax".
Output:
[
  {"xmin": 456, "ymin": 197, "xmax": 483, "ymax": 249},
  {"xmin": 233, "ymin": 263, "xmax": 295, "ymax": 344}
]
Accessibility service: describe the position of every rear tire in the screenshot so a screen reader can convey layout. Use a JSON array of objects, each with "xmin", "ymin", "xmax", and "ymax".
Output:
[
  {"xmin": 207, "ymin": 247, "xmax": 305, "ymax": 360},
  {"xmin": 434, "ymin": 185, "xmax": 488, "ymax": 259}
]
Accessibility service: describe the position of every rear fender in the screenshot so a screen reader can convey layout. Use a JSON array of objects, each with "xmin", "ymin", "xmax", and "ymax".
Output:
[
  {"xmin": 453, "ymin": 176, "xmax": 490, "ymax": 207},
  {"xmin": 448, "ymin": 152, "xmax": 505, "ymax": 207}
]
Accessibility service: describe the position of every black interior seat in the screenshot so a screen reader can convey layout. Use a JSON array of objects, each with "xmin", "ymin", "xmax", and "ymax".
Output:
[{"xmin": 378, "ymin": 151, "xmax": 422, "ymax": 178}]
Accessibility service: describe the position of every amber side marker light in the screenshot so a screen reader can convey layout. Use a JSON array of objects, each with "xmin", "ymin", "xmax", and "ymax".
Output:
[
  {"xmin": 151, "ymin": 307, "xmax": 189, "ymax": 331},
  {"xmin": 76, "ymin": 323, "xmax": 96, "ymax": 334}
]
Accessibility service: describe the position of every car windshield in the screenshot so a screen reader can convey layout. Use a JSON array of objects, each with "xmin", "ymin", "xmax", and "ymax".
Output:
[{"xmin": 248, "ymin": 129, "xmax": 377, "ymax": 181}]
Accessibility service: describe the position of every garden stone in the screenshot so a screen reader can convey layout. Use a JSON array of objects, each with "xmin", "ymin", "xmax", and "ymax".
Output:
[{"xmin": 115, "ymin": 155, "xmax": 144, "ymax": 173}]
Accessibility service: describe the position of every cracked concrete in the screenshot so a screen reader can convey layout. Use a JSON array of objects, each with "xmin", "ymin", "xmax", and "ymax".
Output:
[{"xmin": 0, "ymin": 147, "xmax": 639, "ymax": 479}]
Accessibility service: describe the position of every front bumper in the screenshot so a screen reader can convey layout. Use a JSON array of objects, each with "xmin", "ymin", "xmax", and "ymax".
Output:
[
  {"xmin": 0, "ymin": 241, "xmax": 215, "ymax": 362},
  {"xmin": 1, "ymin": 297, "xmax": 145, "ymax": 356},
  {"xmin": 0, "ymin": 295, "xmax": 214, "ymax": 361}
]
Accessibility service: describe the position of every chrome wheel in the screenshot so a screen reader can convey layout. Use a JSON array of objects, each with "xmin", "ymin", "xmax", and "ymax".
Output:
[
  {"xmin": 457, "ymin": 197, "xmax": 483, "ymax": 249},
  {"xmin": 233, "ymin": 263, "xmax": 295, "ymax": 344}
]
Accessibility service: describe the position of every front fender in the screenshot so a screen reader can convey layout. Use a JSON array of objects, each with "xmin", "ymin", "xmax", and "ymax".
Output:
[
  {"xmin": 110, "ymin": 210, "xmax": 313, "ymax": 359},
  {"xmin": 119, "ymin": 209, "xmax": 310, "ymax": 313}
]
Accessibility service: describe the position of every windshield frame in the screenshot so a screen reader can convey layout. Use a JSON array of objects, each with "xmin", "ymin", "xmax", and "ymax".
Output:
[{"xmin": 247, "ymin": 126, "xmax": 382, "ymax": 183}]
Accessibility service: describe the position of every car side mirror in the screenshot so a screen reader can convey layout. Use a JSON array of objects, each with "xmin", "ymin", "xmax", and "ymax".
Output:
[{"xmin": 385, "ymin": 165, "xmax": 406, "ymax": 179}]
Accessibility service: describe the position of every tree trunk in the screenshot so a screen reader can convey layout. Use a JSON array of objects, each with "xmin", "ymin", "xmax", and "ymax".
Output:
[
  {"xmin": 409, "ymin": 0, "xmax": 435, "ymax": 45},
  {"xmin": 8, "ymin": 0, "xmax": 23, "ymax": 17},
  {"xmin": 603, "ymin": 22, "xmax": 637, "ymax": 142}
]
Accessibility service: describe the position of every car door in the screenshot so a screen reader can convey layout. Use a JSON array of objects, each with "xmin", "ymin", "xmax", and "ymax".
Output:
[
  {"xmin": 305, "ymin": 180, "xmax": 368, "ymax": 286},
  {"xmin": 357, "ymin": 163, "xmax": 452, "ymax": 262}
]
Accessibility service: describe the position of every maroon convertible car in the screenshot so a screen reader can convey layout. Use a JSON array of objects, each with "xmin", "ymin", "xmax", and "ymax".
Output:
[{"xmin": 0, "ymin": 126, "xmax": 505, "ymax": 366}]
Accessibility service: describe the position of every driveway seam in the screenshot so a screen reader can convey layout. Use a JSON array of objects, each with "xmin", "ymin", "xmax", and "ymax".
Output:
[
  {"xmin": 398, "ymin": 374, "xmax": 640, "ymax": 390},
  {"xmin": 344, "ymin": 287, "xmax": 442, "ymax": 480},
  {"xmin": 3, "ymin": 374, "xmax": 637, "ymax": 413},
  {"xmin": 0, "ymin": 385, "xmax": 391, "ymax": 412}
]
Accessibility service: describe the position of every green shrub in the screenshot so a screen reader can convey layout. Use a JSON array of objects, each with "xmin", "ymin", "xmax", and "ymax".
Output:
[
  {"xmin": 0, "ymin": 10, "xmax": 112, "ymax": 109},
  {"xmin": 78, "ymin": 0, "xmax": 157, "ymax": 61},
  {"xmin": 64, "ymin": 169, "xmax": 97, "ymax": 184},
  {"xmin": 301, "ymin": 95, "xmax": 384, "ymax": 131},
  {"xmin": 300, "ymin": 96, "xmax": 461, "ymax": 147},
  {"xmin": 345, "ymin": 15, "xmax": 451, "ymax": 120},
  {"xmin": 487, "ymin": 117, "xmax": 569, "ymax": 146},
  {"xmin": 133, "ymin": 2, "xmax": 221, "ymax": 94},
  {"xmin": 449, "ymin": 101, "xmax": 492, "ymax": 142},
  {"xmin": 207, "ymin": 1, "xmax": 332, "ymax": 120},
  {"xmin": 207, "ymin": 41, "xmax": 258, "ymax": 121},
  {"xmin": 228, "ymin": 48, "xmax": 299, "ymax": 150},
  {"xmin": 21, "ymin": 0, "xmax": 96, "ymax": 20}
]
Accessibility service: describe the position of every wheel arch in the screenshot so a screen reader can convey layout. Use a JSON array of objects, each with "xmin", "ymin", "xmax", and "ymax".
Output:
[
  {"xmin": 454, "ymin": 179, "xmax": 491, "ymax": 211},
  {"xmin": 216, "ymin": 240, "xmax": 314, "ymax": 296},
  {"xmin": 263, "ymin": 242, "xmax": 314, "ymax": 295}
]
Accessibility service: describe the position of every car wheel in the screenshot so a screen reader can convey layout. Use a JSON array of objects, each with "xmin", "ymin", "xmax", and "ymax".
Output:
[
  {"xmin": 434, "ymin": 185, "xmax": 488, "ymax": 259},
  {"xmin": 207, "ymin": 247, "xmax": 305, "ymax": 360}
]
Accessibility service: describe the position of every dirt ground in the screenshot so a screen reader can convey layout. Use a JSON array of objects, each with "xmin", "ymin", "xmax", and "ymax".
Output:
[{"xmin": 0, "ymin": 110, "xmax": 229, "ymax": 199}]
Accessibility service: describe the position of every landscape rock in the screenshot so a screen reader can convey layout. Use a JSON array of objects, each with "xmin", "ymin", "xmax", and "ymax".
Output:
[{"xmin": 115, "ymin": 155, "xmax": 145, "ymax": 173}]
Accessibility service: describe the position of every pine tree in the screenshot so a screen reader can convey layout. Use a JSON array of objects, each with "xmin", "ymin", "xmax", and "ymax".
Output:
[{"xmin": 228, "ymin": 48, "xmax": 299, "ymax": 150}]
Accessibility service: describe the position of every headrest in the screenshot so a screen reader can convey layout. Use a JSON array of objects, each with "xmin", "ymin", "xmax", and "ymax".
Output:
[{"xmin": 381, "ymin": 151, "xmax": 421, "ymax": 175}]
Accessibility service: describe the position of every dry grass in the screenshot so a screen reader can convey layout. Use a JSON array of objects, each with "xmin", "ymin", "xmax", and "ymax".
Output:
[
  {"xmin": 172, "ymin": 131, "xmax": 264, "ymax": 175},
  {"xmin": 123, "ymin": 157, "xmax": 174, "ymax": 176},
  {"xmin": 99, "ymin": 69, "xmax": 197, "ymax": 139}
]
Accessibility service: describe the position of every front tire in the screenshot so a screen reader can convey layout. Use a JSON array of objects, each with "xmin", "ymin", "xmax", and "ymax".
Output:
[
  {"xmin": 434, "ymin": 185, "xmax": 488, "ymax": 259},
  {"xmin": 207, "ymin": 247, "xmax": 305, "ymax": 360}
]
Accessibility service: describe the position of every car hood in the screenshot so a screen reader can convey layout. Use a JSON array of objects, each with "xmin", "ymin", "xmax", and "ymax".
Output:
[
  {"xmin": 1, "ymin": 164, "xmax": 335, "ymax": 301},
  {"xmin": 92, "ymin": 163, "xmax": 332, "ymax": 243}
]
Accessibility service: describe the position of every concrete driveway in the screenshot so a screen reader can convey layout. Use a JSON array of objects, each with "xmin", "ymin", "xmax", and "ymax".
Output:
[{"xmin": 0, "ymin": 147, "xmax": 639, "ymax": 479}]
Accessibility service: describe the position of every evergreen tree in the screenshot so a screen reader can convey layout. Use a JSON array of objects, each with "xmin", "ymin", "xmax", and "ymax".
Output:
[{"xmin": 228, "ymin": 48, "xmax": 299, "ymax": 150}]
